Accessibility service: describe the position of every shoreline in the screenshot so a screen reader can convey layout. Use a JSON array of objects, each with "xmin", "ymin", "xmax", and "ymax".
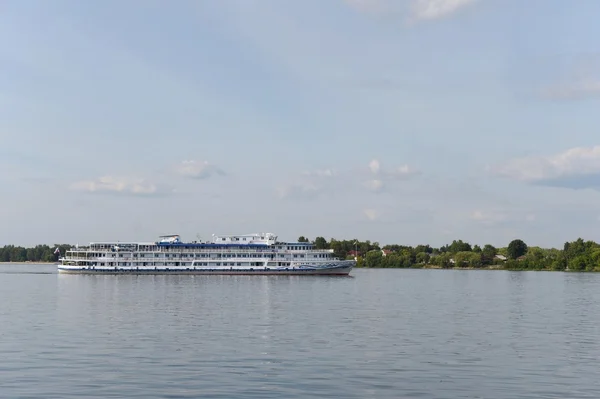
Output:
[
  {"xmin": 353, "ymin": 264, "xmax": 507, "ymax": 271},
  {"xmin": 356, "ymin": 265, "xmax": 567, "ymax": 271},
  {"xmin": 0, "ymin": 262, "xmax": 55, "ymax": 265}
]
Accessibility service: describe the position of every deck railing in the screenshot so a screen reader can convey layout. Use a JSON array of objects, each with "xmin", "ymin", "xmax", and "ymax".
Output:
[{"xmin": 66, "ymin": 248, "xmax": 334, "ymax": 254}]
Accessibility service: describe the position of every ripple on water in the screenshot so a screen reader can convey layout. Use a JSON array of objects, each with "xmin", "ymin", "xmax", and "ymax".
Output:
[{"xmin": 2, "ymin": 267, "xmax": 600, "ymax": 398}]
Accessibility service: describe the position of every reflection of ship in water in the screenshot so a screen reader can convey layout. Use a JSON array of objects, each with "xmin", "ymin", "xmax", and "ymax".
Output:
[{"xmin": 57, "ymin": 233, "xmax": 354, "ymax": 276}]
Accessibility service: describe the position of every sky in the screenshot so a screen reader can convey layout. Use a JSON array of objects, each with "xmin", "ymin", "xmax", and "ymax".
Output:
[{"xmin": 2, "ymin": 0, "xmax": 600, "ymax": 248}]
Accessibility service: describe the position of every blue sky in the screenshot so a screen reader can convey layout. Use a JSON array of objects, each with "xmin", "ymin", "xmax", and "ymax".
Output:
[{"xmin": 2, "ymin": 0, "xmax": 600, "ymax": 248}]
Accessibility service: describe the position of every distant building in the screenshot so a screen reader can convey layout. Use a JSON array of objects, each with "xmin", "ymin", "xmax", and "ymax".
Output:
[{"xmin": 495, "ymin": 254, "xmax": 507, "ymax": 261}]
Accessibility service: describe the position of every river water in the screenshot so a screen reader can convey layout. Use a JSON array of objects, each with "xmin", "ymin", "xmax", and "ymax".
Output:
[{"xmin": 1, "ymin": 264, "xmax": 599, "ymax": 398}]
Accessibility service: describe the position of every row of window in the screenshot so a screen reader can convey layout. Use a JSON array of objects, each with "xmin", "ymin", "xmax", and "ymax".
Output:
[
  {"xmin": 72, "ymin": 261, "xmax": 294, "ymax": 267},
  {"xmin": 91, "ymin": 244, "xmax": 314, "ymax": 251},
  {"xmin": 69, "ymin": 252, "xmax": 331, "ymax": 259}
]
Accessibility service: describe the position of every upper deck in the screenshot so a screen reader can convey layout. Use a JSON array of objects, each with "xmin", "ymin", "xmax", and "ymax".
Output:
[{"xmin": 67, "ymin": 233, "xmax": 329, "ymax": 254}]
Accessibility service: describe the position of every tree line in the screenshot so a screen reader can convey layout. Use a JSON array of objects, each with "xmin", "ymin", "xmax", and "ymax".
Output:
[
  {"xmin": 2, "ymin": 237, "xmax": 599, "ymax": 271},
  {"xmin": 298, "ymin": 236, "xmax": 599, "ymax": 271},
  {"xmin": 0, "ymin": 244, "xmax": 71, "ymax": 263}
]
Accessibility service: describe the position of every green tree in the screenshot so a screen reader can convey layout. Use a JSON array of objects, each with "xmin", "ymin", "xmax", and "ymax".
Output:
[
  {"xmin": 313, "ymin": 237, "xmax": 328, "ymax": 250},
  {"xmin": 551, "ymin": 253, "xmax": 567, "ymax": 271},
  {"xmin": 431, "ymin": 252, "xmax": 452, "ymax": 268},
  {"xmin": 507, "ymin": 239, "xmax": 528, "ymax": 260},
  {"xmin": 414, "ymin": 244, "xmax": 433, "ymax": 254},
  {"xmin": 416, "ymin": 252, "xmax": 430, "ymax": 265},
  {"xmin": 384, "ymin": 244, "xmax": 410, "ymax": 253},
  {"xmin": 355, "ymin": 256, "xmax": 365, "ymax": 268},
  {"xmin": 297, "ymin": 236, "xmax": 309, "ymax": 243},
  {"xmin": 448, "ymin": 240, "xmax": 472, "ymax": 253},
  {"xmin": 365, "ymin": 250, "xmax": 384, "ymax": 268},
  {"xmin": 383, "ymin": 253, "xmax": 406, "ymax": 268},
  {"xmin": 481, "ymin": 244, "xmax": 497, "ymax": 265},
  {"xmin": 453, "ymin": 251, "xmax": 481, "ymax": 268},
  {"xmin": 568, "ymin": 255, "xmax": 589, "ymax": 271}
]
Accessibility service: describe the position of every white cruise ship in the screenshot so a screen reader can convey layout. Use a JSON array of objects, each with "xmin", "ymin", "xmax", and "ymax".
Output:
[{"xmin": 57, "ymin": 233, "xmax": 354, "ymax": 276}]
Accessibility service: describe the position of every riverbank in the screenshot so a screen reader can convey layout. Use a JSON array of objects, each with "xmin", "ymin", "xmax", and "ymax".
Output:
[
  {"xmin": 356, "ymin": 265, "xmax": 566, "ymax": 271},
  {"xmin": 355, "ymin": 265, "xmax": 593, "ymax": 272},
  {"xmin": 421, "ymin": 265, "xmax": 505, "ymax": 270},
  {"xmin": 0, "ymin": 262, "xmax": 55, "ymax": 265}
]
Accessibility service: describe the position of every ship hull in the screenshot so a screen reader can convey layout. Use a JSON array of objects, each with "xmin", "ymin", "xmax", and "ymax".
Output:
[{"xmin": 57, "ymin": 262, "xmax": 354, "ymax": 276}]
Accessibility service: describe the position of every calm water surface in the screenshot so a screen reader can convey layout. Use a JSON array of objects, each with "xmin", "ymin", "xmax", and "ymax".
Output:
[{"xmin": 1, "ymin": 265, "xmax": 600, "ymax": 398}]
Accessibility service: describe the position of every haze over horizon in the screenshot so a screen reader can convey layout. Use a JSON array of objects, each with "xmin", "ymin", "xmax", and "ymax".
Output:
[{"xmin": 2, "ymin": 0, "xmax": 600, "ymax": 248}]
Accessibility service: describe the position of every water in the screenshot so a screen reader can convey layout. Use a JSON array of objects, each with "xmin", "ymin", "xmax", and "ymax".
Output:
[{"xmin": 1, "ymin": 265, "xmax": 600, "ymax": 398}]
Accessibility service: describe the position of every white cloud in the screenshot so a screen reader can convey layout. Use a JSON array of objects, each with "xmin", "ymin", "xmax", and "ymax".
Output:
[
  {"xmin": 369, "ymin": 159, "xmax": 419, "ymax": 179},
  {"xmin": 344, "ymin": 0, "xmax": 477, "ymax": 21},
  {"xmin": 492, "ymin": 146, "xmax": 600, "ymax": 189},
  {"xmin": 279, "ymin": 159, "xmax": 419, "ymax": 200},
  {"xmin": 470, "ymin": 209, "xmax": 538, "ymax": 226},
  {"xmin": 539, "ymin": 55, "xmax": 600, "ymax": 101},
  {"xmin": 363, "ymin": 208, "xmax": 379, "ymax": 221},
  {"xmin": 368, "ymin": 159, "xmax": 380, "ymax": 174},
  {"xmin": 70, "ymin": 176, "xmax": 164, "ymax": 197},
  {"xmin": 470, "ymin": 209, "xmax": 507, "ymax": 225},
  {"xmin": 302, "ymin": 168, "xmax": 337, "ymax": 177},
  {"xmin": 175, "ymin": 160, "xmax": 224, "ymax": 179},
  {"xmin": 276, "ymin": 163, "xmax": 356, "ymax": 202},
  {"xmin": 412, "ymin": 0, "xmax": 478, "ymax": 21},
  {"xmin": 276, "ymin": 182, "xmax": 322, "ymax": 200},
  {"xmin": 365, "ymin": 159, "xmax": 420, "ymax": 192},
  {"xmin": 387, "ymin": 164, "xmax": 420, "ymax": 179},
  {"xmin": 278, "ymin": 167, "xmax": 340, "ymax": 200},
  {"xmin": 365, "ymin": 179, "xmax": 385, "ymax": 192},
  {"xmin": 542, "ymin": 80, "xmax": 600, "ymax": 100}
]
